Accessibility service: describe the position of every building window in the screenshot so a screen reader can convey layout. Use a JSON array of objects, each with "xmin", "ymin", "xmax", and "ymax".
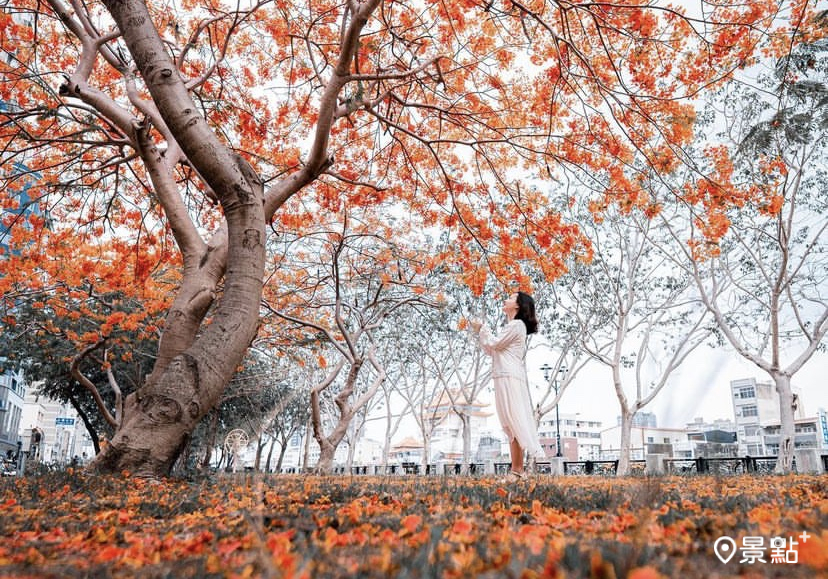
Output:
[
  {"xmin": 741, "ymin": 405, "xmax": 758, "ymax": 417},
  {"xmin": 663, "ymin": 438, "xmax": 670, "ymax": 443},
  {"xmin": 736, "ymin": 386, "xmax": 755, "ymax": 399},
  {"xmin": 646, "ymin": 437, "xmax": 654, "ymax": 443}
]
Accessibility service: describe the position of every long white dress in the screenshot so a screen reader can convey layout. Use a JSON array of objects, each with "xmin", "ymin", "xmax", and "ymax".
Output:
[{"xmin": 477, "ymin": 319, "xmax": 545, "ymax": 458}]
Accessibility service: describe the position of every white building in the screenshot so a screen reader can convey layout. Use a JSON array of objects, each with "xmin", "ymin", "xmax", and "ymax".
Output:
[
  {"xmin": 685, "ymin": 417, "xmax": 737, "ymax": 432},
  {"xmin": 819, "ymin": 409, "xmax": 828, "ymax": 450},
  {"xmin": 599, "ymin": 425, "xmax": 687, "ymax": 461},
  {"xmin": 616, "ymin": 411, "xmax": 657, "ymax": 428},
  {"xmin": 388, "ymin": 436, "xmax": 425, "ymax": 465},
  {"xmin": 761, "ymin": 416, "xmax": 827, "ymax": 455},
  {"xmin": 274, "ymin": 429, "xmax": 384, "ymax": 473},
  {"xmin": 350, "ymin": 436, "xmax": 384, "ymax": 467},
  {"xmin": 475, "ymin": 431, "xmax": 503, "ymax": 461},
  {"xmin": 20, "ymin": 389, "xmax": 92, "ymax": 465},
  {"xmin": 426, "ymin": 390, "xmax": 491, "ymax": 463},
  {"xmin": 0, "ymin": 367, "xmax": 26, "ymax": 457},
  {"xmin": 673, "ymin": 417, "xmax": 738, "ymax": 458},
  {"xmin": 275, "ymin": 430, "xmax": 306, "ymax": 472},
  {"xmin": 730, "ymin": 377, "xmax": 808, "ymax": 456}
]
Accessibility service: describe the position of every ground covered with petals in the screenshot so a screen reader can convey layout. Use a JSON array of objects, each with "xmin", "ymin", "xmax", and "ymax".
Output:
[{"xmin": 0, "ymin": 472, "xmax": 825, "ymax": 578}]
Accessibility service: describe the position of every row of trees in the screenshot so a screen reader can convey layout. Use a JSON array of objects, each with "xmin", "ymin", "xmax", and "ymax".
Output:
[
  {"xmin": 536, "ymin": 33, "xmax": 828, "ymax": 474},
  {"xmin": 1, "ymin": 0, "xmax": 826, "ymax": 476},
  {"xmin": 4, "ymin": 135, "xmax": 826, "ymax": 475}
]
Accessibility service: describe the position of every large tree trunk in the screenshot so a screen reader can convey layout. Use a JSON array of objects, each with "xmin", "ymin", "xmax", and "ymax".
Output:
[
  {"xmin": 90, "ymin": 177, "xmax": 264, "ymax": 478},
  {"xmin": 310, "ymin": 354, "xmax": 385, "ymax": 474},
  {"xmin": 315, "ymin": 439, "xmax": 338, "ymax": 474},
  {"xmin": 310, "ymin": 362, "xmax": 360, "ymax": 474},
  {"xmin": 85, "ymin": 0, "xmax": 266, "ymax": 478}
]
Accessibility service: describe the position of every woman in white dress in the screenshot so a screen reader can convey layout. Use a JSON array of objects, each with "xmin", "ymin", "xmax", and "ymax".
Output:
[{"xmin": 470, "ymin": 291, "xmax": 544, "ymax": 479}]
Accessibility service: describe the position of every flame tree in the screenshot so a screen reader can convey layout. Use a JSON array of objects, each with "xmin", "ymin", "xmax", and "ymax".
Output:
[{"xmin": 0, "ymin": 0, "xmax": 810, "ymax": 476}]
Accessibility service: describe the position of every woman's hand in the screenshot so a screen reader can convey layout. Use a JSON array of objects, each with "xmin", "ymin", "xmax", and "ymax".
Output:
[{"xmin": 469, "ymin": 318, "xmax": 483, "ymax": 332}]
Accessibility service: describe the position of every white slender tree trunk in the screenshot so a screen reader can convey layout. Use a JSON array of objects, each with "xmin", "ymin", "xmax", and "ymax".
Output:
[
  {"xmin": 461, "ymin": 413, "xmax": 472, "ymax": 474},
  {"xmin": 422, "ymin": 433, "xmax": 432, "ymax": 474},
  {"xmin": 772, "ymin": 373, "xmax": 796, "ymax": 473},
  {"xmin": 617, "ymin": 408, "xmax": 635, "ymax": 476}
]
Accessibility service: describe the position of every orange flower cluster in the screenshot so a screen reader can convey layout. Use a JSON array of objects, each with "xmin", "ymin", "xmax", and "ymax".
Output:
[{"xmin": 0, "ymin": 473, "xmax": 825, "ymax": 578}]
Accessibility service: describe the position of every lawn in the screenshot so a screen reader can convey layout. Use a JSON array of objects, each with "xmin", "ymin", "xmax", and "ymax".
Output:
[{"xmin": 0, "ymin": 472, "xmax": 825, "ymax": 578}]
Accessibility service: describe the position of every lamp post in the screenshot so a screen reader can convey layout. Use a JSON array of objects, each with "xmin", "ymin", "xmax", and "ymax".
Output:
[{"xmin": 541, "ymin": 363, "xmax": 567, "ymax": 457}]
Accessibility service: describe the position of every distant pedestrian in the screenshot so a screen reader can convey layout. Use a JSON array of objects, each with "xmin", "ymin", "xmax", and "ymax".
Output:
[{"xmin": 470, "ymin": 291, "xmax": 544, "ymax": 480}]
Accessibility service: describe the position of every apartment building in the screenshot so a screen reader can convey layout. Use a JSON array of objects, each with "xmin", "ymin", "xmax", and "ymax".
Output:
[
  {"xmin": 729, "ymin": 377, "xmax": 817, "ymax": 456},
  {"xmin": 0, "ymin": 368, "xmax": 25, "ymax": 457},
  {"xmin": 538, "ymin": 412, "xmax": 603, "ymax": 460}
]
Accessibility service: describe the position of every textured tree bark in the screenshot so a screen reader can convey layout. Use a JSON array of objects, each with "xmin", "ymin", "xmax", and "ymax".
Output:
[
  {"xmin": 92, "ymin": 167, "xmax": 264, "ymax": 477},
  {"xmin": 89, "ymin": 0, "xmax": 266, "ymax": 478},
  {"xmin": 318, "ymin": 370, "xmax": 358, "ymax": 472},
  {"xmin": 309, "ymin": 351, "xmax": 386, "ymax": 474}
]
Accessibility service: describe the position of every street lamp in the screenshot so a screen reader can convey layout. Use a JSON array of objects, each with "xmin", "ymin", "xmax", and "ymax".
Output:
[{"xmin": 541, "ymin": 363, "xmax": 567, "ymax": 457}]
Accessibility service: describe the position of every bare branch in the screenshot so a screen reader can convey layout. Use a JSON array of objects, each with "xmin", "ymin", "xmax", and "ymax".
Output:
[{"xmin": 70, "ymin": 340, "xmax": 119, "ymax": 429}]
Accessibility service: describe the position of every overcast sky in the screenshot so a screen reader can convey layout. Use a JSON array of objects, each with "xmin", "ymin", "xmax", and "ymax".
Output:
[{"xmin": 523, "ymin": 343, "xmax": 828, "ymax": 431}]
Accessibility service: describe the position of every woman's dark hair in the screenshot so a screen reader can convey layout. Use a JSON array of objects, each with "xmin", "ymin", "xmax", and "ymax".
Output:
[{"xmin": 515, "ymin": 291, "xmax": 538, "ymax": 335}]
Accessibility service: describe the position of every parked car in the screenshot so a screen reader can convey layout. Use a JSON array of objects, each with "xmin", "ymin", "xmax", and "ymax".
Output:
[{"xmin": 1, "ymin": 460, "xmax": 16, "ymax": 477}]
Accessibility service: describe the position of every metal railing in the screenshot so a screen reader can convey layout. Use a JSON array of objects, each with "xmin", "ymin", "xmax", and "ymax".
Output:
[
  {"xmin": 563, "ymin": 460, "xmax": 619, "ymax": 476},
  {"xmin": 665, "ymin": 456, "xmax": 791, "ymax": 475},
  {"xmin": 285, "ymin": 454, "xmax": 825, "ymax": 476}
]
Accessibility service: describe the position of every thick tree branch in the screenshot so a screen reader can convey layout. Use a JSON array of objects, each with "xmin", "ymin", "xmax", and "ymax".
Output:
[{"xmin": 70, "ymin": 340, "xmax": 119, "ymax": 429}]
